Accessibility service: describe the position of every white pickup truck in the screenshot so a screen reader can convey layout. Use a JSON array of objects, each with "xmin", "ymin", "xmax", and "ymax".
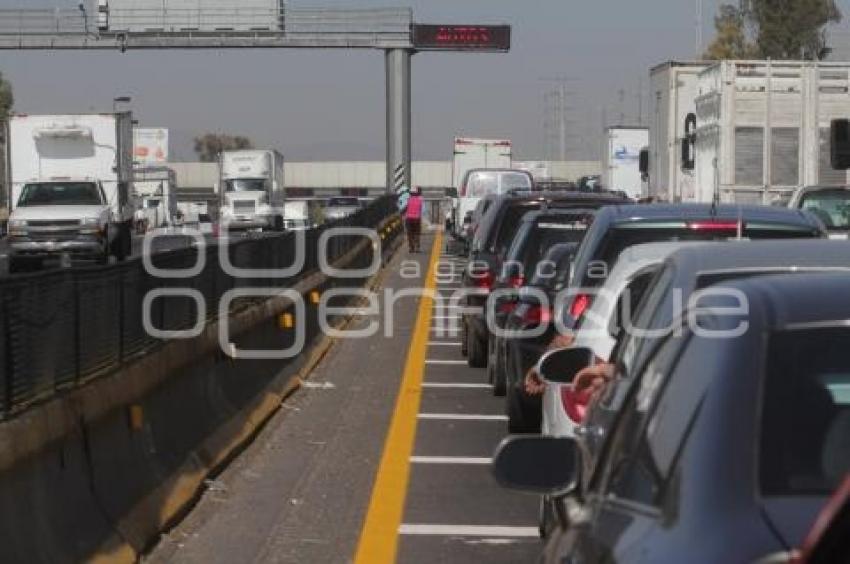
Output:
[{"xmin": 6, "ymin": 113, "xmax": 135, "ymax": 272}]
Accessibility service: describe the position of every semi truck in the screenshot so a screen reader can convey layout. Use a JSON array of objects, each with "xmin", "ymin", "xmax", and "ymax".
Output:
[
  {"xmin": 217, "ymin": 149, "xmax": 286, "ymax": 231},
  {"xmin": 5, "ymin": 113, "xmax": 136, "ymax": 272},
  {"xmin": 694, "ymin": 60, "xmax": 850, "ymax": 205},
  {"xmin": 648, "ymin": 61, "xmax": 708, "ymax": 202},
  {"xmin": 96, "ymin": 0, "xmax": 286, "ymax": 34},
  {"xmin": 602, "ymin": 126, "xmax": 649, "ymax": 200}
]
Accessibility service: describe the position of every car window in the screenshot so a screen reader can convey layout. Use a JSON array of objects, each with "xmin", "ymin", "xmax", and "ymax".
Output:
[
  {"xmin": 613, "ymin": 263, "xmax": 675, "ymax": 374},
  {"xmin": 603, "ymin": 331, "xmax": 689, "ymax": 506},
  {"xmin": 760, "ymin": 327, "xmax": 850, "ymax": 496},
  {"xmin": 799, "ymin": 190, "xmax": 850, "ymax": 229},
  {"xmin": 466, "ymin": 172, "xmax": 500, "ymax": 197}
]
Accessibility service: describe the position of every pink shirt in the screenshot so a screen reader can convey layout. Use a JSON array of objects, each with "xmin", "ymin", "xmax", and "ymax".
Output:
[{"xmin": 405, "ymin": 195, "xmax": 423, "ymax": 220}]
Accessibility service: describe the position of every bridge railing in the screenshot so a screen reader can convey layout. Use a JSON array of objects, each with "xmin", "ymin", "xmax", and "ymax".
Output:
[{"xmin": 0, "ymin": 195, "xmax": 397, "ymax": 419}]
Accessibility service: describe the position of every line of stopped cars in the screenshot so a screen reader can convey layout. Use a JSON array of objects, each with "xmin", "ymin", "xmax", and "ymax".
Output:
[{"xmin": 446, "ymin": 173, "xmax": 850, "ymax": 563}]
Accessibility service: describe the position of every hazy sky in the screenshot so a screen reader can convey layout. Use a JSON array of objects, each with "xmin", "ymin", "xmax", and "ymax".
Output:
[{"xmin": 2, "ymin": 0, "xmax": 850, "ymax": 161}]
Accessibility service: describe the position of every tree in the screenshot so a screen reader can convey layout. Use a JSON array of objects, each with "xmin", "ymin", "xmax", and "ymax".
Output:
[
  {"xmin": 750, "ymin": 0, "xmax": 841, "ymax": 60},
  {"xmin": 0, "ymin": 71, "xmax": 12, "ymax": 119},
  {"xmin": 704, "ymin": 4, "xmax": 755, "ymax": 60},
  {"xmin": 193, "ymin": 133, "xmax": 254, "ymax": 162},
  {"xmin": 705, "ymin": 0, "xmax": 841, "ymax": 61}
]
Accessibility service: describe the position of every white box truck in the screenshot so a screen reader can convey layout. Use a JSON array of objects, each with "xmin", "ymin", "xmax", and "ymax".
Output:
[
  {"xmin": 448, "ymin": 137, "xmax": 516, "ymax": 238},
  {"xmin": 694, "ymin": 60, "xmax": 850, "ymax": 205},
  {"xmin": 218, "ymin": 149, "xmax": 286, "ymax": 231},
  {"xmin": 133, "ymin": 166, "xmax": 178, "ymax": 231},
  {"xmin": 648, "ymin": 61, "xmax": 708, "ymax": 202},
  {"xmin": 97, "ymin": 0, "xmax": 285, "ymax": 34},
  {"xmin": 602, "ymin": 126, "xmax": 649, "ymax": 199},
  {"xmin": 5, "ymin": 113, "xmax": 136, "ymax": 272}
]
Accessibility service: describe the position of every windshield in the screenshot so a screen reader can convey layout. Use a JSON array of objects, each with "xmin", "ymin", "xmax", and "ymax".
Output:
[
  {"xmin": 761, "ymin": 328, "xmax": 850, "ymax": 496},
  {"xmin": 800, "ymin": 190, "xmax": 850, "ymax": 230},
  {"xmin": 18, "ymin": 182, "xmax": 103, "ymax": 207},
  {"xmin": 224, "ymin": 179, "xmax": 267, "ymax": 192}
]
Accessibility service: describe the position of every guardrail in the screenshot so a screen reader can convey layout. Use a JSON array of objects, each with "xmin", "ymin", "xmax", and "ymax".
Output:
[{"xmin": 0, "ymin": 195, "xmax": 397, "ymax": 418}]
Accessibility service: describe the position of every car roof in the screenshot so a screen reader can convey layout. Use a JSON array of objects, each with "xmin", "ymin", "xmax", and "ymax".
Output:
[
  {"xmin": 594, "ymin": 203, "xmax": 822, "ymax": 228},
  {"xmin": 493, "ymin": 191, "xmax": 627, "ymax": 205},
  {"xmin": 665, "ymin": 240, "xmax": 850, "ymax": 278},
  {"xmin": 713, "ymin": 271, "xmax": 850, "ymax": 331}
]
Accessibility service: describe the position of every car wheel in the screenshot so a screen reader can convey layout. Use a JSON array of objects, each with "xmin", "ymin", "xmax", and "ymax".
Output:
[
  {"xmin": 538, "ymin": 496, "xmax": 554, "ymax": 539},
  {"xmin": 486, "ymin": 337, "xmax": 497, "ymax": 384},
  {"xmin": 507, "ymin": 383, "xmax": 540, "ymax": 433},
  {"xmin": 460, "ymin": 317, "xmax": 469, "ymax": 357},
  {"xmin": 467, "ymin": 325, "xmax": 487, "ymax": 368},
  {"xmin": 492, "ymin": 340, "xmax": 507, "ymax": 397}
]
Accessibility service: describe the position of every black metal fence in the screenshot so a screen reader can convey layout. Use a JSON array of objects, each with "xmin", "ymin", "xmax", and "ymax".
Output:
[{"xmin": 0, "ymin": 196, "xmax": 398, "ymax": 418}]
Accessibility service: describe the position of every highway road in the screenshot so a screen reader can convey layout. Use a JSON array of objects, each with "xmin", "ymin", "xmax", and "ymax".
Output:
[{"xmin": 145, "ymin": 232, "xmax": 541, "ymax": 564}]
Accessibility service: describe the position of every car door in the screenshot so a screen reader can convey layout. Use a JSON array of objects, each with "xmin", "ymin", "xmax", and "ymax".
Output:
[{"xmin": 551, "ymin": 331, "xmax": 691, "ymax": 564}]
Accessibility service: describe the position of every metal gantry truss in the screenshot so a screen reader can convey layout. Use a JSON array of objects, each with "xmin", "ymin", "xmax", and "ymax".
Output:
[{"xmin": 0, "ymin": 6, "xmax": 414, "ymax": 50}]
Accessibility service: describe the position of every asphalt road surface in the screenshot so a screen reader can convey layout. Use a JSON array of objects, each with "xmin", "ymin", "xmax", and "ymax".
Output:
[{"xmin": 145, "ymin": 232, "xmax": 541, "ymax": 564}]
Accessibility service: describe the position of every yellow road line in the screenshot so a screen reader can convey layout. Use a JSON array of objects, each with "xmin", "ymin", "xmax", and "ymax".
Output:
[{"xmin": 354, "ymin": 231, "xmax": 443, "ymax": 564}]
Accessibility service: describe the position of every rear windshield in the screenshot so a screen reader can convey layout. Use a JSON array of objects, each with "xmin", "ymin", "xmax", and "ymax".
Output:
[
  {"xmin": 799, "ymin": 190, "xmax": 850, "ymax": 230},
  {"xmin": 465, "ymin": 171, "xmax": 532, "ymax": 197},
  {"xmin": 328, "ymin": 197, "xmax": 359, "ymax": 207},
  {"xmin": 486, "ymin": 202, "xmax": 543, "ymax": 256},
  {"xmin": 578, "ymin": 224, "xmax": 815, "ymax": 286},
  {"xmin": 507, "ymin": 215, "xmax": 591, "ymax": 280},
  {"xmin": 761, "ymin": 328, "xmax": 850, "ymax": 496},
  {"xmin": 18, "ymin": 182, "xmax": 103, "ymax": 207}
]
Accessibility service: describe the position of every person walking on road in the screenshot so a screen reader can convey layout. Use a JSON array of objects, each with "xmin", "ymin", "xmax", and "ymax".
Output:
[{"xmin": 405, "ymin": 187, "xmax": 424, "ymax": 253}]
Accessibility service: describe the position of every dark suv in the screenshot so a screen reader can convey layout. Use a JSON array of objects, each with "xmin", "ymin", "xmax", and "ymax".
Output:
[
  {"xmin": 487, "ymin": 209, "xmax": 594, "ymax": 394},
  {"xmin": 460, "ymin": 191, "xmax": 628, "ymax": 366}
]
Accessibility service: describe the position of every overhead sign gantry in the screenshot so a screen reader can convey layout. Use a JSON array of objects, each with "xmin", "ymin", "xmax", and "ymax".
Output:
[{"xmin": 0, "ymin": 5, "xmax": 511, "ymax": 193}]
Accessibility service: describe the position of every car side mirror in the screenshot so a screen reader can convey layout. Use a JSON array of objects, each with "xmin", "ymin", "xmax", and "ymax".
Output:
[
  {"xmin": 536, "ymin": 347, "xmax": 594, "ymax": 384},
  {"xmin": 463, "ymin": 211, "xmax": 473, "ymax": 225},
  {"xmin": 445, "ymin": 187, "xmax": 458, "ymax": 199},
  {"xmin": 639, "ymin": 147, "xmax": 650, "ymax": 177},
  {"xmin": 492, "ymin": 436, "xmax": 578, "ymax": 494}
]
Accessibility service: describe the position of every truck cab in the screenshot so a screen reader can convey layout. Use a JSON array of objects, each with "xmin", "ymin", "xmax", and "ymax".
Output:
[
  {"xmin": 218, "ymin": 150, "xmax": 285, "ymax": 231},
  {"xmin": 7, "ymin": 178, "xmax": 123, "ymax": 271}
]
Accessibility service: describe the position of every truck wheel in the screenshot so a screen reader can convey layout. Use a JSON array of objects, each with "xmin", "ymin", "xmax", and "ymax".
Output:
[{"xmin": 111, "ymin": 224, "xmax": 129, "ymax": 262}]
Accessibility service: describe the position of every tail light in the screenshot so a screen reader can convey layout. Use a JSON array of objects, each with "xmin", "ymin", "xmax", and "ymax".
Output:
[
  {"xmin": 560, "ymin": 386, "xmax": 592, "ymax": 423},
  {"xmin": 472, "ymin": 269, "xmax": 494, "ymax": 290},
  {"xmin": 523, "ymin": 305, "xmax": 553, "ymax": 325},
  {"xmin": 498, "ymin": 301, "xmax": 518, "ymax": 315},
  {"xmin": 507, "ymin": 275, "xmax": 525, "ymax": 289},
  {"xmin": 569, "ymin": 293, "xmax": 592, "ymax": 320}
]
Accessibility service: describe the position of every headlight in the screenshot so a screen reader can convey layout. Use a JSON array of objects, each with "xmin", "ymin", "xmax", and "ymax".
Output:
[
  {"xmin": 8, "ymin": 219, "xmax": 26, "ymax": 229},
  {"xmin": 80, "ymin": 217, "xmax": 100, "ymax": 226}
]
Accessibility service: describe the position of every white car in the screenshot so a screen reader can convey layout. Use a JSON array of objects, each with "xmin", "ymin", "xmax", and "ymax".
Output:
[
  {"xmin": 450, "ymin": 169, "xmax": 534, "ymax": 240},
  {"xmin": 540, "ymin": 241, "xmax": 711, "ymax": 438}
]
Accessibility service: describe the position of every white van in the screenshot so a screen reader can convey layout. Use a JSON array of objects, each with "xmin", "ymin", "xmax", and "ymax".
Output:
[{"xmin": 450, "ymin": 168, "xmax": 534, "ymax": 240}]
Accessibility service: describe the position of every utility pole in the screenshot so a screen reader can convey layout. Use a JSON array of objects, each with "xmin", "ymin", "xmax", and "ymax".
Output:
[
  {"xmin": 541, "ymin": 76, "xmax": 575, "ymax": 162},
  {"xmin": 696, "ymin": 0, "xmax": 703, "ymax": 58}
]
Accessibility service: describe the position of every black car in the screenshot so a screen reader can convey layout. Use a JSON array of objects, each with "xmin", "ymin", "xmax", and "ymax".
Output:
[
  {"xmin": 502, "ymin": 204, "xmax": 826, "ymax": 433},
  {"xmin": 460, "ymin": 192, "xmax": 628, "ymax": 367},
  {"xmin": 487, "ymin": 209, "xmax": 594, "ymax": 395},
  {"xmin": 495, "ymin": 271, "xmax": 850, "ymax": 564}
]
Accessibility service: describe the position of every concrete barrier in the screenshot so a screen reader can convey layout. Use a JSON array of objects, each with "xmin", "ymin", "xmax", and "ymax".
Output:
[{"xmin": 0, "ymin": 215, "xmax": 403, "ymax": 562}]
